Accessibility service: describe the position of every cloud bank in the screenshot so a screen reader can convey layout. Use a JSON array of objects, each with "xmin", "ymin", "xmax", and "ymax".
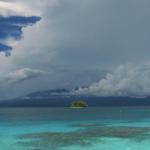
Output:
[
  {"xmin": 0, "ymin": 68, "xmax": 45, "ymax": 99},
  {"xmin": 0, "ymin": 0, "xmax": 150, "ymax": 99},
  {"xmin": 74, "ymin": 64, "xmax": 150, "ymax": 97},
  {"xmin": 5, "ymin": 68, "xmax": 45, "ymax": 83}
]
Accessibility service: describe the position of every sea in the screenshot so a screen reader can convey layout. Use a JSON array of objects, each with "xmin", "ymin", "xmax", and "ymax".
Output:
[{"xmin": 1, "ymin": 107, "xmax": 150, "ymax": 150}]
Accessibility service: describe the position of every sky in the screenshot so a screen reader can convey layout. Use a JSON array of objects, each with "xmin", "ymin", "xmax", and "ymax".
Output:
[{"xmin": 0, "ymin": 0, "xmax": 150, "ymax": 99}]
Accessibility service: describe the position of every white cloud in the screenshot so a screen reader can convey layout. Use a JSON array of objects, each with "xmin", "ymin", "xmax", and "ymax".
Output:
[
  {"xmin": 0, "ymin": 1, "xmax": 37, "ymax": 16},
  {"xmin": 5, "ymin": 68, "xmax": 45, "ymax": 83},
  {"xmin": 73, "ymin": 64, "xmax": 150, "ymax": 97},
  {"xmin": 0, "ymin": 0, "xmax": 59, "ymax": 16}
]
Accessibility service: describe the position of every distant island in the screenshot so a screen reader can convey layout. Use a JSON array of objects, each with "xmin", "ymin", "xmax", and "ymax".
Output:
[
  {"xmin": 2, "ymin": 89, "xmax": 150, "ymax": 107},
  {"xmin": 70, "ymin": 100, "xmax": 88, "ymax": 108}
]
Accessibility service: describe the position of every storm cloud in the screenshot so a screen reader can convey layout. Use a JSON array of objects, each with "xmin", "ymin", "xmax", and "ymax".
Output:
[{"xmin": 0, "ymin": 0, "xmax": 150, "ymax": 98}]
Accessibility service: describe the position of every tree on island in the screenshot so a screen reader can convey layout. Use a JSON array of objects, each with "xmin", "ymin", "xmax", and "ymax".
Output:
[{"xmin": 70, "ymin": 100, "xmax": 88, "ymax": 108}]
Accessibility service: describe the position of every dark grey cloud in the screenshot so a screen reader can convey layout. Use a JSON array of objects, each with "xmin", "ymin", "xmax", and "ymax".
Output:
[
  {"xmin": 44, "ymin": 0, "xmax": 150, "ymax": 68},
  {"xmin": 1, "ymin": 0, "xmax": 150, "ymax": 98}
]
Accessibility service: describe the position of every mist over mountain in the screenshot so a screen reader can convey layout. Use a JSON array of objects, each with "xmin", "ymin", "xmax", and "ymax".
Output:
[{"xmin": 1, "ymin": 89, "xmax": 150, "ymax": 107}]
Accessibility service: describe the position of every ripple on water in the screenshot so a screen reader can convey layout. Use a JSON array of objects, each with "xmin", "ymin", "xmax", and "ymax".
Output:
[{"xmin": 16, "ymin": 125, "xmax": 150, "ymax": 150}]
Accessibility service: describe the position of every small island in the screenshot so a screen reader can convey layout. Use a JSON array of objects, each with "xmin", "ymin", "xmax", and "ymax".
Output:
[{"xmin": 70, "ymin": 100, "xmax": 88, "ymax": 108}]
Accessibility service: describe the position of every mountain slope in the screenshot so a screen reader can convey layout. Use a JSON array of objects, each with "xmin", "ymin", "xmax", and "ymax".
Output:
[{"xmin": 0, "ymin": 89, "xmax": 150, "ymax": 107}]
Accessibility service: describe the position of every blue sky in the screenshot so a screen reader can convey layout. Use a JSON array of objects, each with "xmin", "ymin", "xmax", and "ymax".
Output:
[
  {"xmin": 0, "ymin": 16, "xmax": 41, "ymax": 55},
  {"xmin": 0, "ymin": 0, "xmax": 150, "ymax": 99}
]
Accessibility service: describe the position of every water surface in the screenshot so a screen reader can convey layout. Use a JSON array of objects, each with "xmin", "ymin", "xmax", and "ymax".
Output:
[{"xmin": 1, "ymin": 107, "xmax": 150, "ymax": 150}]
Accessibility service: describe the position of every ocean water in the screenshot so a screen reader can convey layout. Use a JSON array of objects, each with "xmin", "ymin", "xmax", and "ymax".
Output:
[{"xmin": 1, "ymin": 107, "xmax": 150, "ymax": 150}]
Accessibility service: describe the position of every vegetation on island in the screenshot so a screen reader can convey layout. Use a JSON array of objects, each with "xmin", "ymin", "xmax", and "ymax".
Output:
[{"xmin": 70, "ymin": 100, "xmax": 88, "ymax": 108}]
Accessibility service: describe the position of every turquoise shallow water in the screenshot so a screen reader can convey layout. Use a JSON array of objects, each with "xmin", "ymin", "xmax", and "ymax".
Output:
[{"xmin": 1, "ymin": 107, "xmax": 150, "ymax": 150}]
